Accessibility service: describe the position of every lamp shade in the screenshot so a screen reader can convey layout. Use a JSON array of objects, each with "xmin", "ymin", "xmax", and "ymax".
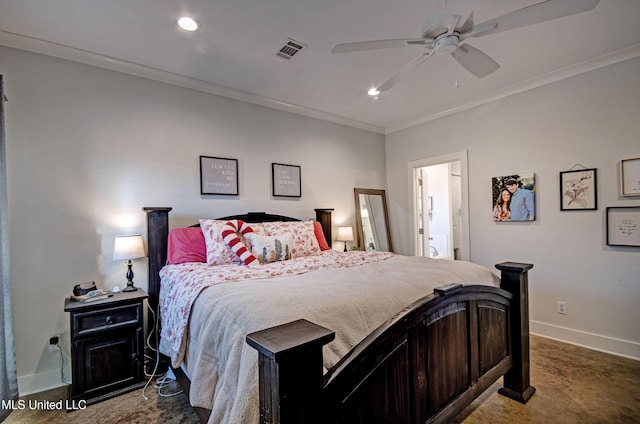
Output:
[
  {"xmin": 336, "ymin": 226, "xmax": 354, "ymax": 242},
  {"xmin": 113, "ymin": 234, "xmax": 145, "ymax": 260}
]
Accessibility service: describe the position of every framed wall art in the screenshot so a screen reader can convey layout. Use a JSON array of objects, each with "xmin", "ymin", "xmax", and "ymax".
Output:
[
  {"xmin": 606, "ymin": 206, "xmax": 640, "ymax": 247},
  {"xmin": 560, "ymin": 168, "xmax": 597, "ymax": 210},
  {"xmin": 491, "ymin": 173, "xmax": 536, "ymax": 221},
  {"xmin": 272, "ymin": 163, "xmax": 301, "ymax": 197},
  {"xmin": 621, "ymin": 158, "xmax": 640, "ymax": 196},
  {"xmin": 200, "ymin": 156, "xmax": 238, "ymax": 195}
]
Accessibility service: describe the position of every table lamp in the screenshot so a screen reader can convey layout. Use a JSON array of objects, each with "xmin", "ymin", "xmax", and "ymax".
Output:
[
  {"xmin": 337, "ymin": 226, "xmax": 354, "ymax": 252},
  {"xmin": 113, "ymin": 234, "xmax": 145, "ymax": 292}
]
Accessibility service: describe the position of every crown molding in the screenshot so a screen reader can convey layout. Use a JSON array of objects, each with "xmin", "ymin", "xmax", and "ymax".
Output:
[
  {"xmin": 385, "ymin": 44, "xmax": 640, "ymax": 135},
  {"xmin": 2, "ymin": 30, "xmax": 637, "ymax": 137},
  {"xmin": 0, "ymin": 30, "xmax": 385, "ymax": 135}
]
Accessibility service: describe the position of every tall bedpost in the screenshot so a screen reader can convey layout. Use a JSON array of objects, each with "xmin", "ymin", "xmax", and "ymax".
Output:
[
  {"xmin": 495, "ymin": 262, "xmax": 536, "ymax": 403},
  {"xmin": 314, "ymin": 208, "xmax": 334, "ymax": 248},
  {"xmin": 143, "ymin": 207, "xmax": 172, "ymax": 373},
  {"xmin": 247, "ymin": 319, "xmax": 335, "ymax": 424}
]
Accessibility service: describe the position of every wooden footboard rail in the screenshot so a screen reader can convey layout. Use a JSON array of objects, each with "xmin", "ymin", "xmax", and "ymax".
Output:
[{"xmin": 247, "ymin": 262, "xmax": 535, "ymax": 424}]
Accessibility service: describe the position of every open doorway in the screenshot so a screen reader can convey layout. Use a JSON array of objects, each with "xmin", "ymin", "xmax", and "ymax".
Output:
[{"xmin": 409, "ymin": 151, "xmax": 469, "ymax": 261}]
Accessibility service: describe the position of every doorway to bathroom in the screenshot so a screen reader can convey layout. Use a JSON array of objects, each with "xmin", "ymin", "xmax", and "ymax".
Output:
[{"xmin": 409, "ymin": 151, "xmax": 469, "ymax": 261}]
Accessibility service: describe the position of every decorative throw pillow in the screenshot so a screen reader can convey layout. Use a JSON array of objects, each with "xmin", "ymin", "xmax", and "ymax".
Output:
[
  {"xmin": 262, "ymin": 221, "xmax": 321, "ymax": 257},
  {"xmin": 167, "ymin": 227, "xmax": 207, "ymax": 264},
  {"xmin": 221, "ymin": 220, "xmax": 258, "ymax": 265},
  {"xmin": 313, "ymin": 221, "xmax": 331, "ymax": 251},
  {"xmin": 244, "ymin": 233, "xmax": 294, "ymax": 264},
  {"xmin": 199, "ymin": 219, "xmax": 265, "ymax": 265}
]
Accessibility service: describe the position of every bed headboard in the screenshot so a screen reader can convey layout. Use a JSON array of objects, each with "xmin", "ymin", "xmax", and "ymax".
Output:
[{"xmin": 143, "ymin": 207, "xmax": 334, "ymax": 314}]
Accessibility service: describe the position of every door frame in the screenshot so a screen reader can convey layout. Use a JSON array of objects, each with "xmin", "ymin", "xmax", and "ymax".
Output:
[{"xmin": 408, "ymin": 150, "xmax": 470, "ymax": 261}]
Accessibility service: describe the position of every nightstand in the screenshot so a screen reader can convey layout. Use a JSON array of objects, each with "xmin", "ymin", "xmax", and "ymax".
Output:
[{"xmin": 64, "ymin": 289, "xmax": 148, "ymax": 405}]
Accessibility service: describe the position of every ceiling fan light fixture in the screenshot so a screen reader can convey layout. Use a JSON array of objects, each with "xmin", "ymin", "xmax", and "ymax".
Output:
[
  {"xmin": 434, "ymin": 34, "xmax": 459, "ymax": 55},
  {"xmin": 177, "ymin": 16, "xmax": 200, "ymax": 32}
]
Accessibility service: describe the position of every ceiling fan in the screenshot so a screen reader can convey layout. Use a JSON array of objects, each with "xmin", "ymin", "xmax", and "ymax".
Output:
[{"xmin": 332, "ymin": 0, "xmax": 600, "ymax": 95}]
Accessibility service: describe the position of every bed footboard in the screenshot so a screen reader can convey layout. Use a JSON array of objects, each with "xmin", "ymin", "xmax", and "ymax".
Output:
[{"xmin": 247, "ymin": 262, "xmax": 534, "ymax": 424}]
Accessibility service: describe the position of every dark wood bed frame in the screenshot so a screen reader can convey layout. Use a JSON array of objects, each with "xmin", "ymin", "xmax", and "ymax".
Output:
[{"xmin": 144, "ymin": 207, "xmax": 535, "ymax": 424}]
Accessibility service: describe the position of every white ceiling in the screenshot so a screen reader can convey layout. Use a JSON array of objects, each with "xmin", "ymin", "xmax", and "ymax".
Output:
[{"xmin": 1, "ymin": 0, "xmax": 639, "ymax": 134}]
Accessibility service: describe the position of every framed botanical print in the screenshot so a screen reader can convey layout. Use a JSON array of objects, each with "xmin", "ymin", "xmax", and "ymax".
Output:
[
  {"xmin": 200, "ymin": 156, "xmax": 238, "ymax": 195},
  {"xmin": 560, "ymin": 168, "xmax": 597, "ymax": 211}
]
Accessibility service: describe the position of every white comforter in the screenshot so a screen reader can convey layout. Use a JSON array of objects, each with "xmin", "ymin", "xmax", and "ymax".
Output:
[{"xmin": 158, "ymin": 252, "xmax": 498, "ymax": 424}]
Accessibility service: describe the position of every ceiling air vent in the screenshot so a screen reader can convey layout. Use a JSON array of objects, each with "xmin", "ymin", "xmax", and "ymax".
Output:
[{"xmin": 276, "ymin": 38, "xmax": 307, "ymax": 60}]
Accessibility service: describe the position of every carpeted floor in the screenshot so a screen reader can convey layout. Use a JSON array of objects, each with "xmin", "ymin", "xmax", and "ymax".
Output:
[
  {"xmin": 4, "ymin": 335, "xmax": 639, "ymax": 423},
  {"xmin": 451, "ymin": 335, "xmax": 640, "ymax": 424}
]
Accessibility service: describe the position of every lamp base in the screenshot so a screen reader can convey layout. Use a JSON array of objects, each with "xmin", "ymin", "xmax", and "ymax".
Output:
[{"xmin": 123, "ymin": 261, "xmax": 138, "ymax": 291}]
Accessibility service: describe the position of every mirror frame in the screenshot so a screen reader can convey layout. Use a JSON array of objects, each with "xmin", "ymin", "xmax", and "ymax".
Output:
[{"xmin": 354, "ymin": 188, "xmax": 393, "ymax": 252}]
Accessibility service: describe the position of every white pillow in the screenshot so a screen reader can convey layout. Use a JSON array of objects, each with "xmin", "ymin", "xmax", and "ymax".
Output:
[{"xmin": 245, "ymin": 233, "xmax": 294, "ymax": 264}]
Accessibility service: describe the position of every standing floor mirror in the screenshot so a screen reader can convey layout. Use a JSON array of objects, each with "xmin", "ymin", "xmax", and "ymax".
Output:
[{"xmin": 354, "ymin": 188, "xmax": 393, "ymax": 252}]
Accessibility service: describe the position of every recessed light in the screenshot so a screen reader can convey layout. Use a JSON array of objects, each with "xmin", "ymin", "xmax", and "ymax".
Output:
[
  {"xmin": 177, "ymin": 16, "xmax": 200, "ymax": 32},
  {"xmin": 368, "ymin": 88, "xmax": 380, "ymax": 96}
]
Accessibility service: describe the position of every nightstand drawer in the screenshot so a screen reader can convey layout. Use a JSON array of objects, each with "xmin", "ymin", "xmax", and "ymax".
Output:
[{"xmin": 73, "ymin": 303, "xmax": 142, "ymax": 337}]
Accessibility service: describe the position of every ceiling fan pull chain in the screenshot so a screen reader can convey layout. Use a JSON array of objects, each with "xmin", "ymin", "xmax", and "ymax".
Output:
[{"xmin": 455, "ymin": 51, "xmax": 460, "ymax": 88}]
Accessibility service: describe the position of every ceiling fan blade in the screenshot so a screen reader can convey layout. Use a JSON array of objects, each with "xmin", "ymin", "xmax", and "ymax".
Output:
[
  {"xmin": 376, "ymin": 50, "xmax": 436, "ymax": 92},
  {"xmin": 458, "ymin": 21, "xmax": 497, "ymax": 41},
  {"xmin": 332, "ymin": 38, "xmax": 431, "ymax": 54},
  {"xmin": 443, "ymin": 0, "xmax": 477, "ymax": 30},
  {"xmin": 452, "ymin": 44, "xmax": 499, "ymax": 78},
  {"xmin": 422, "ymin": 0, "xmax": 476, "ymax": 38},
  {"xmin": 475, "ymin": 0, "xmax": 599, "ymax": 38},
  {"xmin": 446, "ymin": 15, "xmax": 462, "ymax": 35}
]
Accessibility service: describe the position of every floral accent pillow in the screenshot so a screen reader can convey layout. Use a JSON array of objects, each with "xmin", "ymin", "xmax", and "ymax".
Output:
[
  {"xmin": 261, "ymin": 221, "xmax": 321, "ymax": 257},
  {"xmin": 244, "ymin": 233, "xmax": 294, "ymax": 264}
]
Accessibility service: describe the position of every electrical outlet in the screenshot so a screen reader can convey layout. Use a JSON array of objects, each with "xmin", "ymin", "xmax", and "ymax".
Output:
[
  {"xmin": 48, "ymin": 335, "xmax": 60, "ymax": 352},
  {"xmin": 557, "ymin": 301, "xmax": 567, "ymax": 315}
]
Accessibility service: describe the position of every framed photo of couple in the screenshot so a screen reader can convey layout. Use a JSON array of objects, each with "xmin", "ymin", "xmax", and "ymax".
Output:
[{"xmin": 492, "ymin": 173, "xmax": 536, "ymax": 222}]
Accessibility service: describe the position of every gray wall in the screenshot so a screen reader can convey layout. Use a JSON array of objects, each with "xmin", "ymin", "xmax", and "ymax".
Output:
[
  {"xmin": 386, "ymin": 57, "xmax": 640, "ymax": 359},
  {"xmin": 1, "ymin": 46, "xmax": 386, "ymax": 394}
]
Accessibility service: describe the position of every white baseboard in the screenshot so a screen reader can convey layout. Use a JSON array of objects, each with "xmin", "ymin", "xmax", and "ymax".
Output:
[
  {"xmin": 17, "ymin": 367, "xmax": 71, "ymax": 397},
  {"xmin": 17, "ymin": 323, "xmax": 637, "ymax": 395},
  {"xmin": 531, "ymin": 320, "xmax": 640, "ymax": 361}
]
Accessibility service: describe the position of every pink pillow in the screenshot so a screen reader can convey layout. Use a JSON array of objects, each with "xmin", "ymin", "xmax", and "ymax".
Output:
[
  {"xmin": 314, "ymin": 222, "xmax": 331, "ymax": 251},
  {"xmin": 167, "ymin": 227, "xmax": 206, "ymax": 264}
]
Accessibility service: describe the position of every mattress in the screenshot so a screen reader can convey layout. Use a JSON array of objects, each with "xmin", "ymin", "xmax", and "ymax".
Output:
[{"xmin": 157, "ymin": 251, "xmax": 499, "ymax": 424}]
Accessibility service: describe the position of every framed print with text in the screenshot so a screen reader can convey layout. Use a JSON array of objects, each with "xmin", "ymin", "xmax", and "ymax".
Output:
[
  {"xmin": 200, "ymin": 156, "xmax": 238, "ymax": 195},
  {"xmin": 272, "ymin": 163, "xmax": 301, "ymax": 197},
  {"xmin": 621, "ymin": 158, "xmax": 640, "ymax": 196},
  {"xmin": 606, "ymin": 206, "xmax": 640, "ymax": 247}
]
